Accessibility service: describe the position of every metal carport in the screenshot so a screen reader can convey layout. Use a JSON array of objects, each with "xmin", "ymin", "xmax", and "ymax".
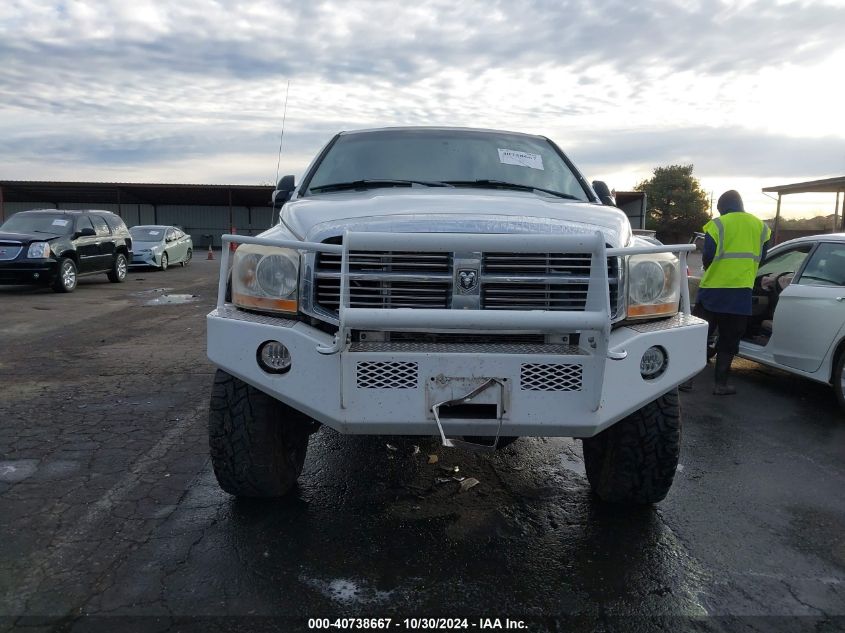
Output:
[
  {"xmin": 0, "ymin": 181, "xmax": 275, "ymax": 247},
  {"xmin": 762, "ymin": 176, "xmax": 845, "ymax": 243}
]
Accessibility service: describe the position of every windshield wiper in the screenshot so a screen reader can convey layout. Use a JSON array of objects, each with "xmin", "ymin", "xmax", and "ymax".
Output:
[
  {"xmin": 309, "ymin": 179, "xmax": 453, "ymax": 193},
  {"xmin": 443, "ymin": 179, "xmax": 580, "ymax": 200}
]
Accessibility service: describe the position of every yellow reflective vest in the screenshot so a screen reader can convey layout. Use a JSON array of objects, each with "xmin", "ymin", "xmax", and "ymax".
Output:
[{"xmin": 700, "ymin": 212, "xmax": 772, "ymax": 289}]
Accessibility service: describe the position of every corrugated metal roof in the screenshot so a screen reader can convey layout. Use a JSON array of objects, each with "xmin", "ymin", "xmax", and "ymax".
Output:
[
  {"xmin": 0, "ymin": 180, "xmax": 274, "ymax": 207},
  {"xmin": 762, "ymin": 176, "xmax": 845, "ymax": 195}
]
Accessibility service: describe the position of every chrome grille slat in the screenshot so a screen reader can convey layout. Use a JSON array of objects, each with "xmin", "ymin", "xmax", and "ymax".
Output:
[
  {"xmin": 484, "ymin": 289, "xmax": 589, "ymax": 295},
  {"xmin": 318, "ymin": 278, "xmax": 450, "ymax": 283}
]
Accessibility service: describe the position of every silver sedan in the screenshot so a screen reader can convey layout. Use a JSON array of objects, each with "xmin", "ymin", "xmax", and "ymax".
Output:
[{"xmin": 129, "ymin": 225, "xmax": 193, "ymax": 270}]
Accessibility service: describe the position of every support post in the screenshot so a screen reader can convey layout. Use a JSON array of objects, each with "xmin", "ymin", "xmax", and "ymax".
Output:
[
  {"xmin": 773, "ymin": 193, "xmax": 782, "ymax": 245},
  {"xmin": 836, "ymin": 191, "xmax": 845, "ymax": 231},
  {"xmin": 836, "ymin": 191, "xmax": 841, "ymax": 232},
  {"xmin": 116, "ymin": 187, "xmax": 122, "ymax": 218},
  {"xmin": 228, "ymin": 189, "xmax": 233, "ymax": 231}
]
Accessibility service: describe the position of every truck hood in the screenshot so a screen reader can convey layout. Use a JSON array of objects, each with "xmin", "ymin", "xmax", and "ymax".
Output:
[{"xmin": 279, "ymin": 188, "xmax": 632, "ymax": 247}]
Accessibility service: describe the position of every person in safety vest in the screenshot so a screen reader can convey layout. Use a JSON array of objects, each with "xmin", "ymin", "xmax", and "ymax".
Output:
[{"xmin": 694, "ymin": 190, "xmax": 771, "ymax": 395}]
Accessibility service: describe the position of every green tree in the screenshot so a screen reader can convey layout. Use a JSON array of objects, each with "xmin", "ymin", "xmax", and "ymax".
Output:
[{"xmin": 634, "ymin": 164, "xmax": 710, "ymax": 242}]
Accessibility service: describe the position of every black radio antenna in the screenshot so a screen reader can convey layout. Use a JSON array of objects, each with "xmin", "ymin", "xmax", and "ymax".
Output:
[{"xmin": 274, "ymin": 80, "xmax": 291, "ymax": 185}]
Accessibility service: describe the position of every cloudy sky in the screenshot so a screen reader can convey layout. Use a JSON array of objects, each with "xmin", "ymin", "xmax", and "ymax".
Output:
[{"xmin": 2, "ymin": 0, "xmax": 844, "ymax": 219}]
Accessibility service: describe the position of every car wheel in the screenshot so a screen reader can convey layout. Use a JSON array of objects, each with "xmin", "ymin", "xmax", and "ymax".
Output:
[
  {"xmin": 160, "ymin": 252, "xmax": 169, "ymax": 271},
  {"xmin": 832, "ymin": 351, "xmax": 845, "ymax": 411},
  {"xmin": 181, "ymin": 249, "xmax": 192, "ymax": 267},
  {"xmin": 52, "ymin": 258, "xmax": 78, "ymax": 293},
  {"xmin": 107, "ymin": 253, "xmax": 128, "ymax": 283},
  {"xmin": 581, "ymin": 389, "xmax": 681, "ymax": 504},
  {"xmin": 209, "ymin": 369, "xmax": 312, "ymax": 497}
]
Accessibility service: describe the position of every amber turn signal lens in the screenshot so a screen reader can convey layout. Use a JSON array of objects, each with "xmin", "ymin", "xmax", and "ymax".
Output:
[{"xmin": 232, "ymin": 292, "xmax": 297, "ymax": 314}]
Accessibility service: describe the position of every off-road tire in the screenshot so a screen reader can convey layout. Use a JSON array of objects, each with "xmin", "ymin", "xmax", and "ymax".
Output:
[
  {"xmin": 581, "ymin": 390, "xmax": 681, "ymax": 504},
  {"xmin": 52, "ymin": 257, "xmax": 77, "ymax": 293},
  {"xmin": 209, "ymin": 369, "xmax": 311, "ymax": 497},
  {"xmin": 107, "ymin": 253, "xmax": 128, "ymax": 283},
  {"xmin": 832, "ymin": 350, "xmax": 845, "ymax": 412}
]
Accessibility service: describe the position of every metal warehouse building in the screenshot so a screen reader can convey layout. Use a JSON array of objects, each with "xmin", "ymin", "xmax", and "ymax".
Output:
[{"xmin": 0, "ymin": 181, "xmax": 274, "ymax": 248}]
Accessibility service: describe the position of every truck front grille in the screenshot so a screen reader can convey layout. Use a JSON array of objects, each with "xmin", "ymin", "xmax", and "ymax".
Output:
[
  {"xmin": 480, "ymin": 253, "xmax": 620, "ymax": 314},
  {"xmin": 314, "ymin": 247, "xmax": 452, "ymax": 310},
  {"xmin": 312, "ymin": 238, "xmax": 621, "ymax": 319}
]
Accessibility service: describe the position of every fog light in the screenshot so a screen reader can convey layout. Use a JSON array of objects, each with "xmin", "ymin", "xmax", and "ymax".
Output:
[
  {"xmin": 640, "ymin": 346, "xmax": 667, "ymax": 379},
  {"xmin": 257, "ymin": 340, "xmax": 292, "ymax": 374}
]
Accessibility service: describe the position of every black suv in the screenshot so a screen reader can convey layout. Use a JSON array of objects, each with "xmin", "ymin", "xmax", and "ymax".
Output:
[{"xmin": 0, "ymin": 209, "xmax": 133, "ymax": 293}]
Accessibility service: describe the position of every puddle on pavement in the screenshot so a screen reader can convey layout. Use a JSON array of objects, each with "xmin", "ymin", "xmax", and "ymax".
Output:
[
  {"xmin": 300, "ymin": 575, "xmax": 393, "ymax": 606},
  {"xmin": 0, "ymin": 460, "xmax": 39, "ymax": 483},
  {"xmin": 144, "ymin": 294, "xmax": 199, "ymax": 306},
  {"xmin": 132, "ymin": 287, "xmax": 199, "ymax": 306},
  {"xmin": 132, "ymin": 287, "xmax": 173, "ymax": 296},
  {"xmin": 0, "ymin": 459, "xmax": 83, "ymax": 483}
]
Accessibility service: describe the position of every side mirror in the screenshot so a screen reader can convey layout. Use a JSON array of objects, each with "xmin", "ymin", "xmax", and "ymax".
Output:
[
  {"xmin": 592, "ymin": 181, "xmax": 616, "ymax": 206},
  {"xmin": 273, "ymin": 175, "xmax": 296, "ymax": 209},
  {"xmin": 75, "ymin": 227, "xmax": 96, "ymax": 238},
  {"xmin": 690, "ymin": 231, "xmax": 706, "ymax": 250}
]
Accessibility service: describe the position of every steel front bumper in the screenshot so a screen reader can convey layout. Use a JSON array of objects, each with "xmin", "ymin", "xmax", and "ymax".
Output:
[{"xmin": 207, "ymin": 306, "xmax": 707, "ymax": 438}]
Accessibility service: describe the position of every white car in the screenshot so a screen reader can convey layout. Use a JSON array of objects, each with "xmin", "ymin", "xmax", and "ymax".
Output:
[
  {"xmin": 129, "ymin": 225, "xmax": 193, "ymax": 270},
  {"xmin": 740, "ymin": 233, "xmax": 845, "ymax": 408}
]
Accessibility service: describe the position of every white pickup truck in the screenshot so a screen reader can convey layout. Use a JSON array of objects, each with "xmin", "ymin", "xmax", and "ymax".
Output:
[{"xmin": 207, "ymin": 127, "xmax": 707, "ymax": 504}]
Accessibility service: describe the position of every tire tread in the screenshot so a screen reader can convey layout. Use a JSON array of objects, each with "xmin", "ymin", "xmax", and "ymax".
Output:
[
  {"xmin": 208, "ymin": 369, "xmax": 310, "ymax": 497},
  {"xmin": 582, "ymin": 390, "xmax": 681, "ymax": 504}
]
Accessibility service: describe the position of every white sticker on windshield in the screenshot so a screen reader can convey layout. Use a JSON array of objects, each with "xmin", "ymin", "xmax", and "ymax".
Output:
[
  {"xmin": 52, "ymin": 219, "xmax": 69, "ymax": 226},
  {"xmin": 149, "ymin": 230, "xmax": 160, "ymax": 235},
  {"xmin": 498, "ymin": 149, "xmax": 544, "ymax": 170}
]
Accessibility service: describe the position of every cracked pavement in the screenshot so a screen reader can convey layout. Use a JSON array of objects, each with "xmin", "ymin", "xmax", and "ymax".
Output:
[{"xmin": 0, "ymin": 257, "xmax": 843, "ymax": 632}]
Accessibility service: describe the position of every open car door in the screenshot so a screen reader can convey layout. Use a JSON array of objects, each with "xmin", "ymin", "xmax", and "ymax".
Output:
[{"xmin": 767, "ymin": 242, "xmax": 845, "ymax": 373}]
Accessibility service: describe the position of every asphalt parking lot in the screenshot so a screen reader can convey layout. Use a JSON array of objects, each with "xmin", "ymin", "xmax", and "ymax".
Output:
[{"xmin": 1, "ymin": 256, "xmax": 843, "ymax": 633}]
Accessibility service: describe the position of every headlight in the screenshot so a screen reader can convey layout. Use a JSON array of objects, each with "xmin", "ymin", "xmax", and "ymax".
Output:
[
  {"xmin": 27, "ymin": 242, "xmax": 52, "ymax": 259},
  {"xmin": 626, "ymin": 253, "xmax": 680, "ymax": 319},
  {"xmin": 232, "ymin": 244, "xmax": 299, "ymax": 315}
]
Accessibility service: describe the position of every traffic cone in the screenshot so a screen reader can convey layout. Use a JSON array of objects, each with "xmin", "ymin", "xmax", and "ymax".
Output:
[{"xmin": 207, "ymin": 245, "xmax": 214, "ymax": 260}]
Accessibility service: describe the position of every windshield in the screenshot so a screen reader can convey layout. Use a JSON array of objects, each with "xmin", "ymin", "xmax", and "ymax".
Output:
[
  {"xmin": 130, "ymin": 227, "xmax": 165, "ymax": 241},
  {"xmin": 305, "ymin": 129, "xmax": 590, "ymax": 201},
  {"xmin": 0, "ymin": 213, "xmax": 73, "ymax": 236}
]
